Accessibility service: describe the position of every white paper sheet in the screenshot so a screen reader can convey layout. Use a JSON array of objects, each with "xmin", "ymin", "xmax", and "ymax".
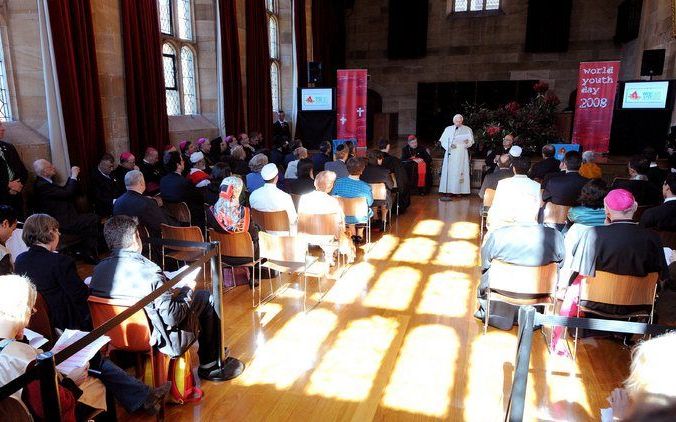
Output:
[
  {"xmin": 23, "ymin": 328, "xmax": 48, "ymax": 349},
  {"xmin": 50, "ymin": 329, "xmax": 110, "ymax": 376}
]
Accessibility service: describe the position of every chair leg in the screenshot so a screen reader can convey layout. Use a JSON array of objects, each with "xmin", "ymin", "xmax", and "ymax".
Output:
[
  {"xmin": 484, "ymin": 291, "xmax": 490, "ymax": 335},
  {"xmin": 303, "ymin": 273, "xmax": 308, "ymax": 313}
]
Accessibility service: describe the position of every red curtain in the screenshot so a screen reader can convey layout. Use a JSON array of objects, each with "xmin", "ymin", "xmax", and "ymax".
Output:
[
  {"xmin": 311, "ymin": 0, "xmax": 346, "ymax": 88},
  {"xmin": 120, "ymin": 0, "xmax": 169, "ymax": 153},
  {"xmin": 219, "ymin": 0, "xmax": 245, "ymax": 136},
  {"xmin": 294, "ymin": 0, "xmax": 308, "ymax": 88},
  {"xmin": 246, "ymin": 0, "xmax": 273, "ymax": 146},
  {"xmin": 48, "ymin": 0, "xmax": 104, "ymax": 181}
]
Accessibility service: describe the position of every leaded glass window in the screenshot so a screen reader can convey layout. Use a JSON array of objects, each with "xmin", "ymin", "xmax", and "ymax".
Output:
[
  {"xmin": 177, "ymin": 0, "xmax": 193, "ymax": 40},
  {"xmin": 159, "ymin": 0, "xmax": 172, "ymax": 34},
  {"xmin": 0, "ymin": 40, "xmax": 12, "ymax": 122},
  {"xmin": 270, "ymin": 62, "xmax": 280, "ymax": 114},
  {"xmin": 268, "ymin": 4, "xmax": 281, "ymax": 113},
  {"xmin": 452, "ymin": 0, "xmax": 501, "ymax": 13},
  {"xmin": 181, "ymin": 47, "xmax": 197, "ymax": 115},
  {"xmin": 266, "ymin": 0, "xmax": 276, "ymax": 13},
  {"xmin": 163, "ymin": 43, "xmax": 180, "ymax": 116},
  {"xmin": 268, "ymin": 16, "xmax": 279, "ymax": 60}
]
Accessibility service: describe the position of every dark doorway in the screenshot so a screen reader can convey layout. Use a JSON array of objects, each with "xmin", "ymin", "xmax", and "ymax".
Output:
[{"xmin": 367, "ymin": 89, "xmax": 383, "ymax": 144}]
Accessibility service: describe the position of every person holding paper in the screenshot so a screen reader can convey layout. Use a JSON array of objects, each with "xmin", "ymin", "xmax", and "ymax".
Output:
[{"xmin": 438, "ymin": 114, "xmax": 474, "ymax": 201}]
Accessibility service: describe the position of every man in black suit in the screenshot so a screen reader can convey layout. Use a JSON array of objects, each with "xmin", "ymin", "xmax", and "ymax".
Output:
[
  {"xmin": 643, "ymin": 147, "xmax": 667, "ymax": 188},
  {"xmin": 138, "ymin": 147, "xmax": 164, "ymax": 196},
  {"xmin": 379, "ymin": 139, "xmax": 410, "ymax": 212},
  {"xmin": 612, "ymin": 155, "xmax": 663, "ymax": 206},
  {"xmin": 0, "ymin": 122, "xmax": 29, "ymax": 217},
  {"xmin": 32, "ymin": 159, "xmax": 100, "ymax": 263},
  {"xmin": 479, "ymin": 154, "xmax": 512, "ymax": 199},
  {"xmin": 272, "ymin": 110, "xmax": 291, "ymax": 146},
  {"xmin": 484, "ymin": 134, "xmax": 514, "ymax": 175},
  {"xmin": 112, "ymin": 152, "xmax": 138, "ymax": 194},
  {"xmin": 160, "ymin": 150, "xmax": 206, "ymax": 229},
  {"xmin": 542, "ymin": 150, "xmax": 589, "ymax": 206},
  {"xmin": 640, "ymin": 173, "xmax": 676, "ymax": 232},
  {"xmin": 401, "ymin": 135, "xmax": 432, "ymax": 194},
  {"xmin": 89, "ymin": 153, "xmax": 123, "ymax": 217},
  {"xmin": 113, "ymin": 170, "xmax": 172, "ymax": 239},
  {"xmin": 361, "ymin": 150, "xmax": 395, "ymax": 227},
  {"xmin": 528, "ymin": 144, "xmax": 561, "ymax": 183}
]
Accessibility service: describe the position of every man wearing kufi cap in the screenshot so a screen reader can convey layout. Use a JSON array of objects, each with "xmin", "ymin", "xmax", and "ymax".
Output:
[
  {"xmin": 438, "ymin": 114, "xmax": 474, "ymax": 200},
  {"xmin": 401, "ymin": 134, "xmax": 432, "ymax": 195},
  {"xmin": 187, "ymin": 152, "xmax": 211, "ymax": 188},
  {"xmin": 249, "ymin": 163, "xmax": 297, "ymax": 233},
  {"xmin": 568, "ymin": 189, "xmax": 669, "ymax": 315}
]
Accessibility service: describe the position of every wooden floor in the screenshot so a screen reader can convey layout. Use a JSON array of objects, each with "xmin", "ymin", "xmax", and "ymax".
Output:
[{"xmin": 118, "ymin": 194, "xmax": 631, "ymax": 422}]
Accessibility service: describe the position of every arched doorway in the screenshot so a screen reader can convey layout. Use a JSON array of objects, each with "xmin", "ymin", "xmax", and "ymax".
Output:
[{"xmin": 367, "ymin": 89, "xmax": 383, "ymax": 146}]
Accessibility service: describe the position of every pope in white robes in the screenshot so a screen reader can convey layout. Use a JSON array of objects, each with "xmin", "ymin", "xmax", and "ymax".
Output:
[{"xmin": 438, "ymin": 114, "xmax": 474, "ymax": 197}]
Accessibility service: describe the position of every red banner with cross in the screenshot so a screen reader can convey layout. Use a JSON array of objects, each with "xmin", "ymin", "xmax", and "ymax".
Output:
[
  {"xmin": 571, "ymin": 61, "xmax": 621, "ymax": 153},
  {"xmin": 336, "ymin": 69, "xmax": 367, "ymax": 148}
]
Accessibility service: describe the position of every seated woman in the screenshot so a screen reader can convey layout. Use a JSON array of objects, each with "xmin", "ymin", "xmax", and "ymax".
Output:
[
  {"xmin": 298, "ymin": 171, "xmax": 356, "ymax": 265},
  {"xmin": 567, "ymin": 179, "xmax": 608, "ymax": 227},
  {"xmin": 229, "ymin": 145, "xmax": 250, "ymax": 177},
  {"xmin": 284, "ymin": 147, "xmax": 308, "ymax": 180},
  {"xmin": 360, "ymin": 150, "xmax": 394, "ymax": 228},
  {"xmin": 246, "ymin": 153, "xmax": 268, "ymax": 193}
]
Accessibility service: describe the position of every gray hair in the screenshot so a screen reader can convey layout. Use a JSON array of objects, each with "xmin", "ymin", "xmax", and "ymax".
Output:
[
  {"xmin": 582, "ymin": 150, "xmax": 595, "ymax": 163},
  {"xmin": 249, "ymin": 153, "xmax": 269, "ymax": 172},
  {"xmin": 32, "ymin": 159, "xmax": 50, "ymax": 176},
  {"xmin": 0, "ymin": 275, "xmax": 37, "ymax": 328},
  {"xmin": 125, "ymin": 170, "xmax": 144, "ymax": 188}
]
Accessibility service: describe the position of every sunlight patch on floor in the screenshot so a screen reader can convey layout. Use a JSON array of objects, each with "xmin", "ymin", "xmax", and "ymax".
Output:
[
  {"xmin": 236, "ymin": 309, "xmax": 338, "ymax": 389},
  {"xmin": 367, "ymin": 234, "xmax": 401, "ymax": 261},
  {"xmin": 416, "ymin": 271, "xmax": 471, "ymax": 318},
  {"xmin": 322, "ymin": 262, "xmax": 375, "ymax": 306},
  {"xmin": 255, "ymin": 302, "xmax": 283, "ymax": 327},
  {"xmin": 433, "ymin": 240, "xmax": 479, "ymax": 267},
  {"xmin": 391, "ymin": 237, "xmax": 438, "ymax": 264},
  {"xmin": 412, "ymin": 219, "xmax": 445, "ymax": 237},
  {"xmin": 381, "ymin": 325, "xmax": 460, "ymax": 418},
  {"xmin": 363, "ymin": 266, "xmax": 421, "ymax": 311},
  {"xmin": 305, "ymin": 316, "xmax": 400, "ymax": 401},
  {"xmin": 448, "ymin": 221, "xmax": 480, "ymax": 240}
]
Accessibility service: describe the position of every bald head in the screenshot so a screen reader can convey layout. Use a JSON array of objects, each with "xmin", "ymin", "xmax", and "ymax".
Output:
[{"xmin": 497, "ymin": 154, "xmax": 512, "ymax": 169}]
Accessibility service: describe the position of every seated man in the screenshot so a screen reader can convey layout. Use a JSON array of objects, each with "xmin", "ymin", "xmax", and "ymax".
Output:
[
  {"xmin": 311, "ymin": 141, "xmax": 332, "ymax": 174},
  {"xmin": 643, "ymin": 147, "xmax": 667, "ymax": 188},
  {"xmin": 112, "ymin": 152, "xmax": 138, "ymax": 194},
  {"xmin": 332, "ymin": 157, "xmax": 374, "ymax": 227},
  {"xmin": 487, "ymin": 157, "xmax": 541, "ymax": 230},
  {"xmin": 361, "ymin": 150, "xmax": 394, "ymax": 227},
  {"xmin": 542, "ymin": 150, "xmax": 589, "ymax": 206},
  {"xmin": 89, "ymin": 153, "xmax": 123, "ymax": 217},
  {"xmin": 249, "ymin": 163, "xmax": 297, "ymax": 232},
  {"xmin": 401, "ymin": 135, "xmax": 432, "ymax": 194},
  {"xmin": 32, "ymin": 159, "xmax": 99, "ymax": 263},
  {"xmin": 528, "ymin": 144, "xmax": 560, "ymax": 183},
  {"xmin": 138, "ymin": 147, "xmax": 164, "ymax": 196},
  {"xmin": 379, "ymin": 138, "xmax": 410, "ymax": 213},
  {"xmin": 187, "ymin": 152, "xmax": 211, "ymax": 188},
  {"xmin": 612, "ymin": 155, "xmax": 663, "ymax": 206},
  {"xmin": 324, "ymin": 144, "xmax": 349, "ymax": 179},
  {"xmin": 569, "ymin": 189, "xmax": 669, "ymax": 315},
  {"xmin": 160, "ymin": 151, "xmax": 206, "ymax": 228},
  {"xmin": 0, "ymin": 122, "xmax": 29, "ymax": 218},
  {"xmin": 113, "ymin": 170, "xmax": 172, "ymax": 239},
  {"xmin": 286, "ymin": 160, "xmax": 316, "ymax": 196},
  {"xmin": 197, "ymin": 137, "xmax": 214, "ymax": 168},
  {"xmin": 89, "ymin": 216, "xmax": 244, "ymax": 381},
  {"xmin": 476, "ymin": 221, "xmax": 564, "ymax": 329},
  {"xmin": 484, "ymin": 134, "xmax": 514, "ymax": 175},
  {"xmin": 640, "ymin": 173, "xmax": 676, "ymax": 232},
  {"xmin": 479, "ymin": 154, "xmax": 512, "ymax": 200}
]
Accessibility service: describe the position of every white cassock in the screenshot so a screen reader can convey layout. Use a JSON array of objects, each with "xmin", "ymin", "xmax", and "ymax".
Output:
[{"xmin": 438, "ymin": 124, "xmax": 474, "ymax": 194}]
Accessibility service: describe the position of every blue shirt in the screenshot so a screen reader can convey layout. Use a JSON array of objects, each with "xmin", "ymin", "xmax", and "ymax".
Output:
[
  {"xmin": 568, "ymin": 206, "xmax": 606, "ymax": 226},
  {"xmin": 246, "ymin": 172, "xmax": 265, "ymax": 192},
  {"xmin": 332, "ymin": 177, "xmax": 374, "ymax": 224}
]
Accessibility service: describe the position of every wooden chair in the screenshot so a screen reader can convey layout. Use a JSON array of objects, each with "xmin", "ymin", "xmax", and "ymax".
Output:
[
  {"xmin": 573, "ymin": 271, "xmax": 659, "ymax": 358},
  {"xmin": 27, "ymin": 292, "xmax": 56, "ymax": 348},
  {"xmin": 483, "ymin": 260, "xmax": 558, "ymax": 334},
  {"xmin": 656, "ymin": 230, "xmax": 676, "ymax": 249},
  {"xmin": 258, "ymin": 231, "xmax": 329, "ymax": 311},
  {"xmin": 163, "ymin": 202, "xmax": 191, "ymax": 225},
  {"xmin": 369, "ymin": 182, "xmax": 390, "ymax": 231},
  {"xmin": 389, "ymin": 173, "xmax": 400, "ymax": 216},
  {"xmin": 480, "ymin": 188, "xmax": 496, "ymax": 243},
  {"xmin": 0, "ymin": 397, "xmax": 32, "ymax": 422},
  {"xmin": 298, "ymin": 212, "xmax": 344, "ymax": 269},
  {"xmin": 290, "ymin": 194, "xmax": 302, "ymax": 211},
  {"xmin": 250, "ymin": 209, "xmax": 291, "ymax": 234},
  {"xmin": 137, "ymin": 224, "xmax": 152, "ymax": 261},
  {"xmin": 335, "ymin": 196, "xmax": 371, "ymax": 246},
  {"xmin": 160, "ymin": 224, "xmax": 205, "ymax": 277},
  {"xmin": 208, "ymin": 229, "xmax": 261, "ymax": 306},
  {"xmin": 542, "ymin": 202, "xmax": 571, "ymax": 225}
]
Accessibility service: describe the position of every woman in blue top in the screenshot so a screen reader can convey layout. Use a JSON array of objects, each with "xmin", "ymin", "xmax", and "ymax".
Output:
[{"xmin": 568, "ymin": 179, "xmax": 608, "ymax": 227}]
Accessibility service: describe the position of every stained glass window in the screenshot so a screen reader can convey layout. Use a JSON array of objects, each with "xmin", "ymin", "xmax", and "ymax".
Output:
[
  {"xmin": 270, "ymin": 62, "xmax": 280, "ymax": 113},
  {"xmin": 158, "ymin": 0, "xmax": 172, "ymax": 35},
  {"xmin": 177, "ymin": 0, "xmax": 192, "ymax": 40},
  {"xmin": 268, "ymin": 16, "xmax": 279, "ymax": 60},
  {"xmin": 163, "ymin": 44, "xmax": 180, "ymax": 116},
  {"xmin": 181, "ymin": 47, "xmax": 197, "ymax": 115},
  {"xmin": 0, "ymin": 41, "xmax": 12, "ymax": 122}
]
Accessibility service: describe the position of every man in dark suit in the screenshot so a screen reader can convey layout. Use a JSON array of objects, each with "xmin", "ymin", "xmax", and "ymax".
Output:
[
  {"xmin": 379, "ymin": 139, "xmax": 410, "ymax": 213},
  {"xmin": 569, "ymin": 189, "xmax": 669, "ymax": 315},
  {"xmin": 0, "ymin": 122, "xmax": 29, "ymax": 217},
  {"xmin": 612, "ymin": 155, "xmax": 663, "ymax": 206},
  {"xmin": 401, "ymin": 135, "xmax": 432, "ymax": 194},
  {"xmin": 160, "ymin": 151, "xmax": 206, "ymax": 229},
  {"xmin": 113, "ymin": 170, "xmax": 171, "ymax": 239},
  {"xmin": 542, "ymin": 150, "xmax": 589, "ymax": 206},
  {"xmin": 89, "ymin": 153, "xmax": 123, "ymax": 217},
  {"xmin": 643, "ymin": 147, "xmax": 667, "ymax": 188},
  {"xmin": 528, "ymin": 144, "xmax": 561, "ymax": 183},
  {"xmin": 479, "ymin": 154, "xmax": 512, "ymax": 199},
  {"xmin": 112, "ymin": 152, "xmax": 138, "ymax": 194},
  {"xmin": 640, "ymin": 173, "xmax": 676, "ymax": 232},
  {"xmin": 311, "ymin": 141, "xmax": 332, "ymax": 174},
  {"xmin": 272, "ymin": 110, "xmax": 291, "ymax": 146},
  {"xmin": 138, "ymin": 147, "xmax": 164, "ymax": 196},
  {"xmin": 484, "ymin": 134, "xmax": 514, "ymax": 175},
  {"xmin": 361, "ymin": 150, "xmax": 395, "ymax": 227},
  {"xmin": 32, "ymin": 159, "xmax": 100, "ymax": 263}
]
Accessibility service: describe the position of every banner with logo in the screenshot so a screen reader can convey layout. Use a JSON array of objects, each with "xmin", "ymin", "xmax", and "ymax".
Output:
[
  {"xmin": 336, "ymin": 69, "xmax": 367, "ymax": 148},
  {"xmin": 571, "ymin": 61, "xmax": 621, "ymax": 153}
]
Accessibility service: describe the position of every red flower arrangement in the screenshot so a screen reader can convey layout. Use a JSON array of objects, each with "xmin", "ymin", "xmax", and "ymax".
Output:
[
  {"xmin": 505, "ymin": 101, "xmax": 520, "ymax": 114},
  {"xmin": 485, "ymin": 124, "xmax": 502, "ymax": 138},
  {"xmin": 533, "ymin": 81, "xmax": 549, "ymax": 94}
]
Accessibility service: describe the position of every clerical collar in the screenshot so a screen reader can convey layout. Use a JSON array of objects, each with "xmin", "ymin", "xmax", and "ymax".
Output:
[
  {"xmin": 99, "ymin": 168, "xmax": 110, "ymax": 179},
  {"xmin": 565, "ymin": 170, "xmax": 579, "ymax": 174},
  {"xmin": 665, "ymin": 196, "xmax": 676, "ymax": 203},
  {"xmin": 40, "ymin": 176, "xmax": 53, "ymax": 184},
  {"xmin": 650, "ymin": 162, "xmax": 657, "ymax": 168},
  {"xmin": 631, "ymin": 175, "xmax": 648, "ymax": 181}
]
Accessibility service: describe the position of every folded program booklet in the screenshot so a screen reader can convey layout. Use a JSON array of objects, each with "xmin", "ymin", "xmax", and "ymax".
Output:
[{"xmin": 50, "ymin": 329, "xmax": 110, "ymax": 377}]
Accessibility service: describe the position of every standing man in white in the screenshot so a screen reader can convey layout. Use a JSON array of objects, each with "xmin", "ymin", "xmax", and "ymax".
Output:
[{"xmin": 439, "ymin": 114, "xmax": 474, "ymax": 201}]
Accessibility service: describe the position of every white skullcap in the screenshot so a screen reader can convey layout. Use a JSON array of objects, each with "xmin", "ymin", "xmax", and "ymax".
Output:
[
  {"xmin": 453, "ymin": 114, "xmax": 463, "ymax": 120},
  {"xmin": 509, "ymin": 145, "xmax": 523, "ymax": 157},
  {"xmin": 260, "ymin": 163, "xmax": 279, "ymax": 181},
  {"xmin": 189, "ymin": 151, "xmax": 205, "ymax": 164}
]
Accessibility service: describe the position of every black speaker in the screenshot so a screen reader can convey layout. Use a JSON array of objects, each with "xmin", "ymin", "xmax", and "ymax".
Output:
[
  {"xmin": 308, "ymin": 61, "xmax": 322, "ymax": 85},
  {"xmin": 387, "ymin": 0, "xmax": 428, "ymax": 60},
  {"xmin": 641, "ymin": 49, "xmax": 665, "ymax": 76}
]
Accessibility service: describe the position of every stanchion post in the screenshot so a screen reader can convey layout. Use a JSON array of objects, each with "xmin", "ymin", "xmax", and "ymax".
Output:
[
  {"xmin": 210, "ymin": 241, "xmax": 227, "ymax": 365},
  {"xmin": 36, "ymin": 352, "xmax": 61, "ymax": 421},
  {"xmin": 507, "ymin": 306, "xmax": 536, "ymax": 422}
]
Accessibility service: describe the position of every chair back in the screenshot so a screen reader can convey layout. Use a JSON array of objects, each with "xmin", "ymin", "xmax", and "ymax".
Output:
[
  {"xmin": 0, "ymin": 397, "xmax": 32, "ymax": 422},
  {"xmin": 208, "ymin": 229, "xmax": 255, "ymax": 259},
  {"xmin": 483, "ymin": 189, "xmax": 496, "ymax": 208},
  {"xmin": 370, "ymin": 183, "xmax": 387, "ymax": 201},
  {"xmin": 335, "ymin": 196, "xmax": 369, "ymax": 221},
  {"xmin": 657, "ymin": 230, "xmax": 676, "ymax": 249},
  {"xmin": 160, "ymin": 224, "xmax": 204, "ymax": 252},
  {"xmin": 163, "ymin": 202, "xmax": 191, "ymax": 224},
  {"xmin": 250, "ymin": 209, "xmax": 290, "ymax": 232},
  {"xmin": 258, "ymin": 231, "xmax": 308, "ymax": 263},
  {"xmin": 542, "ymin": 202, "xmax": 570, "ymax": 225},
  {"xmin": 389, "ymin": 173, "xmax": 398, "ymax": 189},
  {"xmin": 488, "ymin": 260, "xmax": 558, "ymax": 296},
  {"xmin": 87, "ymin": 296, "xmax": 152, "ymax": 352},
  {"xmin": 580, "ymin": 271, "xmax": 658, "ymax": 307},
  {"xmin": 27, "ymin": 292, "xmax": 55, "ymax": 342},
  {"xmin": 298, "ymin": 213, "xmax": 338, "ymax": 236},
  {"xmin": 291, "ymin": 194, "xmax": 302, "ymax": 210}
]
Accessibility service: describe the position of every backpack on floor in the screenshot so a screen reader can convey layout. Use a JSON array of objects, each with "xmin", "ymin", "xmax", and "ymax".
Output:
[
  {"xmin": 167, "ymin": 346, "xmax": 203, "ymax": 404},
  {"xmin": 223, "ymin": 266, "xmax": 251, "ymax": 288}
]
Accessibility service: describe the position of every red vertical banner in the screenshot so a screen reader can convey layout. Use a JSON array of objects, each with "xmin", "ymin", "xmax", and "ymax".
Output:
[
  {"xmin": 336, "ymin": 69, "xmax": 368, "ymax": 148},
  {"xmin": 571, "ymin": 61, "xmax": 621, "ymax": 153}
]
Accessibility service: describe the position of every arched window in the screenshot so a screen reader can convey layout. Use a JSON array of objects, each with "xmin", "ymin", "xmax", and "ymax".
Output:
[
  {"xmin": 0, "ymin": 38, "xmax": 11, "ymax": 121},
  {"xmin": 157, "ymin": 0, "xmax": 198, "ymax": 115},
  {"xmin": 267, "ymin": 1, "xmax": 281, "ymax": 113}
]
